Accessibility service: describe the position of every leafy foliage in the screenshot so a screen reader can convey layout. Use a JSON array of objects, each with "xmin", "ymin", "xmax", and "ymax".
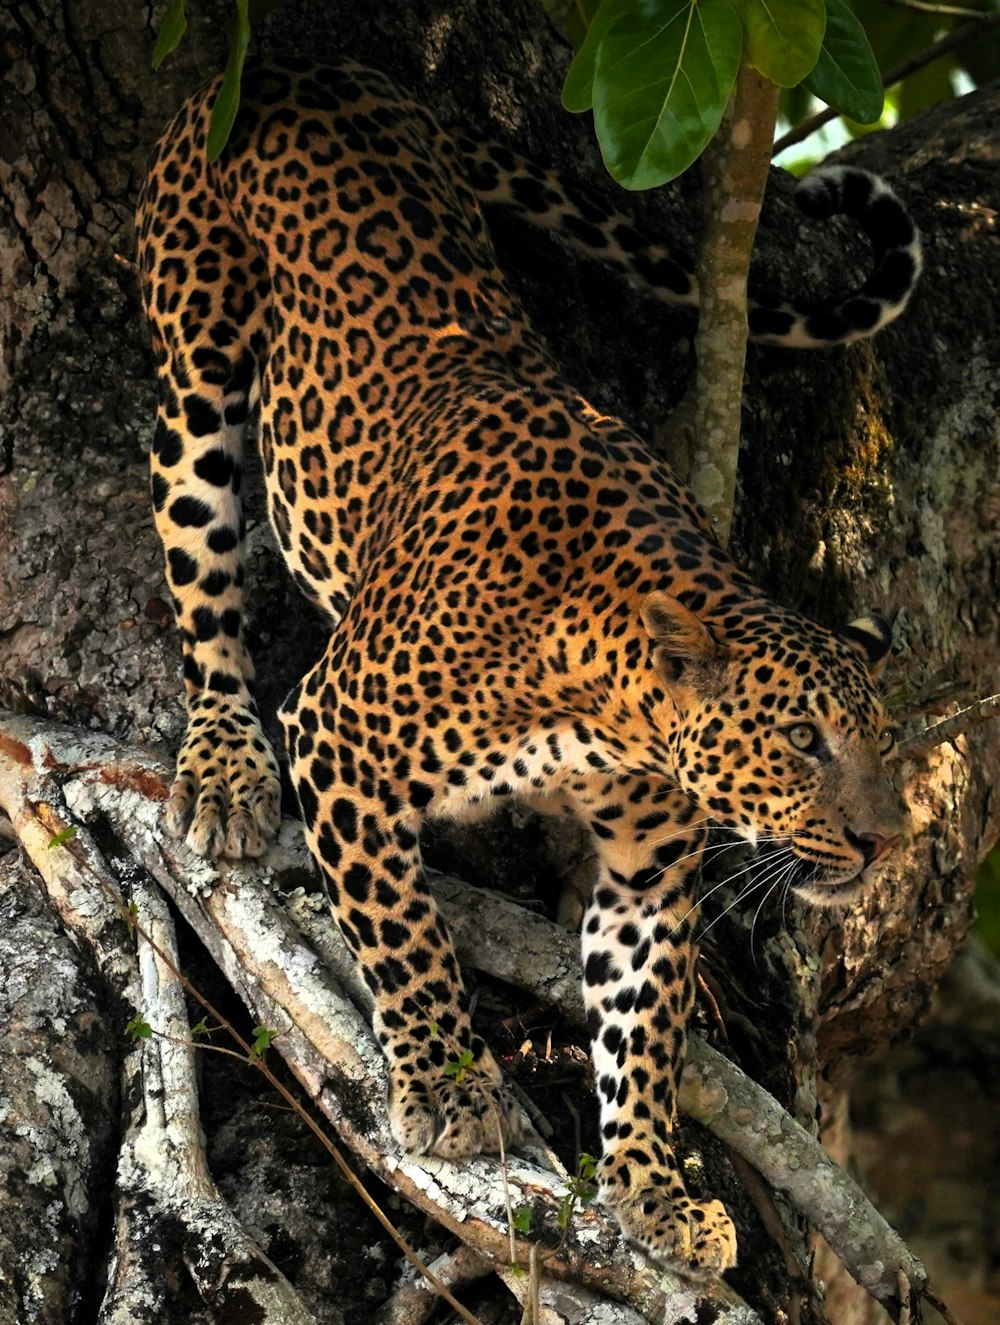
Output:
[
  {"xmin": 152, "ymin": 0, "xmax": 284, "ymax": 160},
  {"xmin": 442, "ymin": 1048, "xmax": 476, "ymax": 1082},
  {"xmin": 248, "ymin": 1024, "xmax": 279, "ymax": 1061},
  {"xmin": 152, "ymin": 0, "xmax": 188, "ymax": 69},
  {"xmin": 555, "ymin": 0, "xmax": 995, "ymax": 188},
  {"xmin": 126, "ymin": 1014, "xmax": 153, "ymax": 1042},
  {"xmin": 562, "ymin": 0, "xmax": 876, "ymax": 187},
  {"xmin": 742, "ymin": 0, "xmax": 825, "ymax": 88},
  {"xmin": 802, "ymin": 0, "xmax": 883, "ymax": 128},
  {"xmin": 555, "ymin": 1152, "xmax": 599, "ymax": 1229}
]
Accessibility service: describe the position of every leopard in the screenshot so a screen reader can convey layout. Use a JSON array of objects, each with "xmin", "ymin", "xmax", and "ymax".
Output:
[{"xmin": 136, "ymin": 58, "xmax": 916, "ymax": 1277}]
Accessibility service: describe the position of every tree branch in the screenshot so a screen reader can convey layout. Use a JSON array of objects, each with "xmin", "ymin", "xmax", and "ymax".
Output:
[
  {"xmin": 0, "ymin": 711, "xmax": 937, "ymax": 1320},
  {"xmin": 0, "ymin": 711, "xmax": 760, "ymax": 1325},
  {"xmin": 898, "ymin": 693, "xmax": 1000, "ymax": 760}
]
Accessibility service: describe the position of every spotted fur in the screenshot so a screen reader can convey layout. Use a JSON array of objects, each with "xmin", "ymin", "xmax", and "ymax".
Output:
[{"xmin": 136, "ymin": 59, "xmax": 911, "ymax": 1276}]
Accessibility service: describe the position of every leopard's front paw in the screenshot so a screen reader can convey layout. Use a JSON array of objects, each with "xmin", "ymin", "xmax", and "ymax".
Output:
[
  {"xmin": 607, "ymin": 1186, "xmax": 737, "ymax": 1279},
  {"xmin": 388, "ymin": 1054, "xmax": 526, "ymax": 1160},
  {"xmin": 167, "ymin": 697, "xmax": 282, "ymax": 859}
]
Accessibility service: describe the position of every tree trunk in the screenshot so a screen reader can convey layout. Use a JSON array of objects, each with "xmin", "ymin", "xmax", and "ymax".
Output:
[{"xmin": 1, "ymin": 2, "xmax": 997, "ymax": 1322}]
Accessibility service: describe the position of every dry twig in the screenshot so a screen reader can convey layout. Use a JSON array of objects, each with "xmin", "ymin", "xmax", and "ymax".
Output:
[{"xmin": 898, "ymin": 693, "xmax": 1000, "ymax": 760}]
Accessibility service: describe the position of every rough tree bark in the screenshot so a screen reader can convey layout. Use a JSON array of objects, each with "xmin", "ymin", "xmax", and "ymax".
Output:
[{"xmin": 0, "ymin": 1, "xmax": 997, "ymax": 1323}]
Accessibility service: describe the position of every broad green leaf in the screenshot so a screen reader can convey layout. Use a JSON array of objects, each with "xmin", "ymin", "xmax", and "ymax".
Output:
[
  {"xmin": 780, "ymin": 82, "xmax": 815, "ymax": 129},
  {"xmin": 590, "ymin": 0, "xmax": 744, "ymax": 189},
  {"xmin": 562, "ymin": 0, "xmax": 635, "ymax": 112},
  {"xmin": 152, "ymin": 0, "xmax": 187, "ymax": 69},
  {"xmin": 207, "ymin": 0, "xmax": 251, "ymax": 163},
  {"xmin": 744, "ymin": 0, "xmax": 825, "ymax": 87},
  {"xmin": 543, "ymin": 0, "xmax": 604, "ymax": 50},
  {"xmin": 512, "ymin": 1204, "xmax": 534, "ymax": 1234},
  {"xmin": 802, "ymin": 0, "xmax": 882, "ymax": 125}
]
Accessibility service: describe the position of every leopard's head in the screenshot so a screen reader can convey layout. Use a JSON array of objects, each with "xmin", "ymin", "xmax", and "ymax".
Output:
[{"xmin": 641, "ymin": 592, "xmax": 908, "ymax": 905}]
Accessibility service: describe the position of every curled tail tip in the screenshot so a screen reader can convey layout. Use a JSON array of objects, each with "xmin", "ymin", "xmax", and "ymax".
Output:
[
  {"xmin": 749, "ymin": 165, "xmax": 922, "ymax": 348},
  {"xmin": 795, "ymin": 166, "xmax": 921, "ymax": 254}
]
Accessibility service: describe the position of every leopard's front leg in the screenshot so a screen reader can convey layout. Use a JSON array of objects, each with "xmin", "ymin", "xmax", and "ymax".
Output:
[
  {"xmin": 149, "ymin": 368, "xmax": 282, "ymax": 860},
  {"xmin": 137, "ymin": 185, "xmax": 280, "ymax": 859},
  {"xmin": 281, "ymin": 644, "xmax": 524, "ymax": 1158},
  {"xmin": 571, "ymin": 776, "xmax": 737, "ymax": 1278}
]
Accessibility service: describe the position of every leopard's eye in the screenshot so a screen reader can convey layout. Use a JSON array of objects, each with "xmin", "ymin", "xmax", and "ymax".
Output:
[
  {"xmin": 878, "ymin": 728, "xmax": 896, "ymax": 756},
  {"xmin": 785, "ymin": 722, "xmax": 820, "ymax": 753}
]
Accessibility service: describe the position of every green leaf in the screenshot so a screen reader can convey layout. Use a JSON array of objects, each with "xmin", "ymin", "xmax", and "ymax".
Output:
[
  {"xmin": 744, "ymin": 0, "xmax": 826, "ymax": 87},
  {"xmin": 190, "ymin": 1016, "xmax": 210, "ymax": 1037},
  {"xmin": 126, "ymin": 1015, "xmax": 153, "ymax": 1042},
  {"xmin": 152, "ymin": 0, "xmax": 187, "ymax": 69},
  {"xmin": 442, "ymin": 1049, "xmax": 475, "ymax": 1081},
  {"xmin": 207, "ymin": 0, "xmax": 252, "ymax": 163},
  {"xmin": 562, "ymin": 0, "xmax": 634, "ymax": 113},
  {"xmin": 588, "ymin": 0, "xmax": 745, "ymax": 190},
  {"xmin": 512, "ymin": 1204, "xmax": 534, "ymax": 1234},
  {"xmin": 47, "ymin": 826, "xmax": 78, "ymax": 849},
  {"xmin": 802, "ymin": 0, "xmax": 882, "ymax": 125},
  {"xmin": 248, "ymin": 1024, "xmax": 278, "ymax": 1061},
  {"xmin": 543, "ymin": 0, "xmax": 604, "ymax": 50}
]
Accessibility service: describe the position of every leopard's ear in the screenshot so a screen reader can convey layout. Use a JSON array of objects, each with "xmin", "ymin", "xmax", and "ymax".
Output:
[
  {"xmin": 840, "ymin": 613, "xmax": 893, "ymax": 676},
  {"xmin": 641, "ymin": 592, "xmax": 723, "ymax": 662}
]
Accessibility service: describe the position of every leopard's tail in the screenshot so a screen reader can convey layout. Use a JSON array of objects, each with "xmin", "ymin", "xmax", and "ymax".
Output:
[
  {"xmin": 464, "ymin": 141, "xmax": 921, "ymax": 349},
  {"xmin": 747, "ymin": 166, "xmax": 922, "ymax": 348}
]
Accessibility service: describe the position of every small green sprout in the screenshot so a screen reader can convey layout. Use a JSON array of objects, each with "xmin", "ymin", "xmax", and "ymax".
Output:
[
  {"xmin": 126, "ymin": 1015, "xmax": 153, "ymax": 1042},
  {"xmin": 248, "ymin": 1024, "xmax": 279, "ymax": 1062},
  {"xmin": 47, "ymin": 826, "xmax": 78, "ymax": 849},
  {"xmin": 442, "ymin": 1049, "xmax": 475, "ymax": 1082}
]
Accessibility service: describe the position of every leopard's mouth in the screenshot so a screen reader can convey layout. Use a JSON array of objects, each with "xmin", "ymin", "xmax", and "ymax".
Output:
[
  {"xmin": 790, "ymin": 869, "xmax": 867, "ymax": 907},
  {"xmin": 755, "ymin": 840, "xmax": 868, "ymax": 907}
]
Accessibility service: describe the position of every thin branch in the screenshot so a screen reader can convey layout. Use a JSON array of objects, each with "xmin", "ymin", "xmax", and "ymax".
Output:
[
  {"xmin": 772, "ymin": 13, "xmax": 1000, "ymax": 156},
  {"xmin": 922, "ymin": 1282, "xmax": 970, "ymax": 1325},
  {"xmin": 898, "ymin": 693, "xmax": 1000, "ymax": 760},
  {"xmin": 885, "ymin": 0, "xmax": 990, "ymax": 19}
]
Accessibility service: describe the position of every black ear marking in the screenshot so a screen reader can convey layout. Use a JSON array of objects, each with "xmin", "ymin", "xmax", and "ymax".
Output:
[{"xmin": 840, "ymin": 614, "xmax": 893, "ymax": 672}]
